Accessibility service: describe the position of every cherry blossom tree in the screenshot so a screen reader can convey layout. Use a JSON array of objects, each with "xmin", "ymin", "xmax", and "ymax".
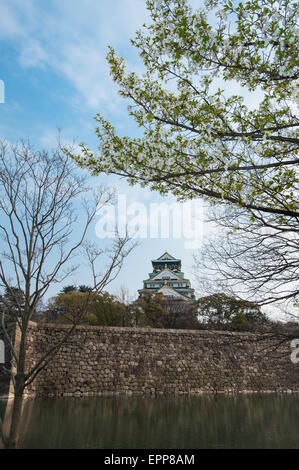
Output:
[
  {"xmin": 69, "ymin": 0, "xmax": 298, "ymax": 305},
  {"xmin": 71, "ymin": 0, "xmax": 298, "ymax": 220}
]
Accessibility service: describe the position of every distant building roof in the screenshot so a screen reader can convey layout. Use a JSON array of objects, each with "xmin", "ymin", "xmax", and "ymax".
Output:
[
  {"xmin": 151, "ymin": 251, "xmax": 181, "ymax": 263},
  {"xmin": 157, "ymin": 285, "xmax": 192, "ymax": 301}
]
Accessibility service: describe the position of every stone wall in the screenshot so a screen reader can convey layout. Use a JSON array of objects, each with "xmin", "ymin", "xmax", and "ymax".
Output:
[{"xmin": 17, "ymin": 322, "xmax": 299, "ymax": 397}]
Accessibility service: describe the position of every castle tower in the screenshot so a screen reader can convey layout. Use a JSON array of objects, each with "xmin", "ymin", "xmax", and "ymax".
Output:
[{"xmin": 138, "ymin": 251, "xmax": 196, "ymax": 301}]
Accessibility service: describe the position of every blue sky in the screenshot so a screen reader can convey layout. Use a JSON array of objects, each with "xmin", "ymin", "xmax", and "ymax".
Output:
[{"xmin": 0, "ymin": 0, "xmax": 207, "ymax": 302}]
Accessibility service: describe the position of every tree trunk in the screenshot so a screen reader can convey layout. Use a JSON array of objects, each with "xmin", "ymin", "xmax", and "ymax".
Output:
[
  {"xmin": 6, "ymin": 316, "xmax": 28, "ymax": 448},
  {"xmin": 7, "ymin": 383, "xmax": 24, "ymax": 449}
]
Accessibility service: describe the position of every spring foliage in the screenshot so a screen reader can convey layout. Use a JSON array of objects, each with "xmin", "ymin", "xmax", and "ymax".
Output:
[{"xmin": 72, "ymin": 0, "xmax": 298, "ymax": 221}]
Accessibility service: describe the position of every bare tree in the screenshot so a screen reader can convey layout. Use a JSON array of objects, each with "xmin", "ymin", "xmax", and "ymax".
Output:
[
  {"xmin": 193, "ymin": 202, "xmax": 299, "ymax": 333},
  {"xmin": 194, "ymin": 204, "xmax": 299, "ymax": 303},
  {"xmin": 114, "ymin": 285, "xmax": 135, "ymax": 326},
  {"xmin": 0, "ymin": 140, "xmax": 135, "ymax": 448},
  {"xmin": 115, "ymin": 285, "xmax": 133, "ymax": 306}
]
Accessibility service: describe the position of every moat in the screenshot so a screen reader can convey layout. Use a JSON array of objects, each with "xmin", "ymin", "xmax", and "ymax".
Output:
[{"xmin": 1, "ymin": 395, "xmax": 299, "ymax": 449}]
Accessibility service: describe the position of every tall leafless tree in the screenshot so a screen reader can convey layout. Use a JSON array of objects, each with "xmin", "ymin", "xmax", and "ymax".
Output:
[
  {"xmin": 194, "ymin": 204, "xmax": 299, "ymax": 304},
  {"xmin": 0, "ymin": 140, "xmax": 136, "ymax": 448},
  {"xmin": 193, "ymin": 202, "xmax": 299, "ymax": 335}
]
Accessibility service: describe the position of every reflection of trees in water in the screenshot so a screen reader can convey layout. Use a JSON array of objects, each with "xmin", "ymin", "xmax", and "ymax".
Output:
[
  {"xmin": 18, "ymin": 395, "xmax": 299, "ymax": 449},
  {"xmin": 0, "ymin": 397, "xmax": 34, "ymax": 448}
]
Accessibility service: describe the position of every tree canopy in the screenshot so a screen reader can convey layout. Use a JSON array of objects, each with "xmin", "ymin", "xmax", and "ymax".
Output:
[
  {"xmin": 132, "ymin": 292, "xmax": 200, "ymax": 329},
  {"xmin": 69, "ymin": 0, "xmax": 298, "ymax": 306},
  {"xmin": 44, "ymin": 290, "xmax": 129, "ymax": 327},
  {"xmin": 72, "ymin": 0, "xmax": 298, "ymax": 221},
  {"xmin": 197, "ymin": 292, "xmax": 268, "ymax": 329}
]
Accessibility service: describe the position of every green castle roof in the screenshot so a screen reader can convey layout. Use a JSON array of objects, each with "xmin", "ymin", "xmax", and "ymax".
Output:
[
  {"xmin": 138, "ymin": 287, "xmax": 194, "ymax": 301},
  {"xmin": 145, "ymin": 267, "xmax": 185, "ymax": 282},
  {"xmin": 151, "ymin": 251, "xmax": 181, "ymax": 263}
]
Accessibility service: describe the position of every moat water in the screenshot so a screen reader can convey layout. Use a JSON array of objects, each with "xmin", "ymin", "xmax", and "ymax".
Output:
[{"xmin": 1, "ymin": 395, "xmax": 299, "ymax": 449}]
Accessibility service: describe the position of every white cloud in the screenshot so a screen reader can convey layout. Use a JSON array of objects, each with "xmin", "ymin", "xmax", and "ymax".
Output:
[
  {"xmin": 18, "ymin": 38, "xmax": 48, "ymax": 67},
  {"xmin": 1, "ymin": 0, "xmax": 264, "ymax": 115},
  {"xmin": 0, "ymin": 1, "xmax": 24, "ymax": 37},
  {"xmin": 0, "ymin": 0, "xmax": 149, "ymax": 112}
]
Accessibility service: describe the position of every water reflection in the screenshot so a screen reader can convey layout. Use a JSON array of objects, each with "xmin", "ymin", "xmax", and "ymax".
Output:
[{"xmin": 1, "ymin": 395, "xmax": 299, "ymax": 449}]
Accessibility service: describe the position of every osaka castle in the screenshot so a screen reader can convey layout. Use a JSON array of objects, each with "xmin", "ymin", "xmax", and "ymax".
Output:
[{"xmin": 138, "ymin": 252, "xmax": 196, "ymax": 301}]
